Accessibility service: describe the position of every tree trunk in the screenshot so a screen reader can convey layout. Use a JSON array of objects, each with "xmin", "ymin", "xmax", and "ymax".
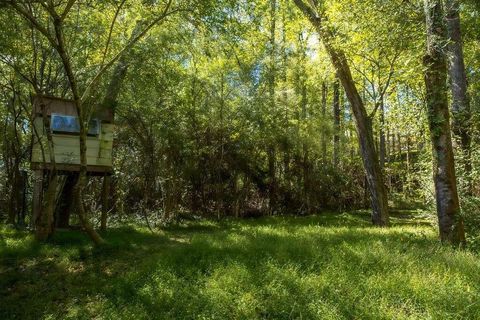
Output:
[
  {"xmin": 379, "ymin": 99, "xmax": 386, "ymax": 169},
  {"xmin": 386, "ymin": 128, "xmax": 390, "ymax": 164},
  {"xmin": 35, "ymin": 173, "xmax": 58, "ymax": 241},
  {"xmin": 17, "ymin": 170, "xmax": 27, "ymax": 228},
  {"xmin": 97, "ymin": 23, "xmax": 142, "ymax": 232},
  {"xmin": 98, "ymin": 21, "xmax": 143, "ymax": 118},
  {"xmin": 321, "ymin": 82, "xmax": 328, "ymax": 161},
  {"xmin": 333, "ymin": 78, "xmax": 341, "ymax": 167},
  {"xmin": 100, "ymin": 175, "xmax": 111, "ymax": 231},
  {"xmin": 268, "ymin": 146, "xmax": 277, "ymax": 214},
  {"xmin": 74, "ymin": 169, "xmax": 105, "ymax": 245},
  {"xmin": 406, "ymin": 134, "xmax": 411, "ymax": 195},
  {"xmin": 268, "ymin": 0, "xmax": 278, "ymax": 214},
  {"xmin": 445, "ymin": 0, "xmax": 472, "ymax": 194},
  {"xmin": 423, "ymin": 0, "xmax": 465, "ymax": 246},
  {"xmin": 31, "ymin": 170, "xmax": 44, "ymax": 229},
  {"xmin": 7, "ymin": 167, "xmax": 19, "ymax": 225},
  {"xmin": 330, "ymin": 52, "xmax": 389, "ymax": 226},
  {"xmin": 293, "ymin": 0, "xmax": 389, "ymax": 226},
  {"xmin": 391, "ymin": 130, "xmax": 396, "ymax": 162},
  {"xmin": 397, "ymin": 134, "xmax": 402, "ymax": 164},
  {"xmin": 281, "ymin": 11, "xmax": 291, "ymax": 189},
  {"xmin": 50, "ymin": 14, "xmax": 105, "ymax": 245}
]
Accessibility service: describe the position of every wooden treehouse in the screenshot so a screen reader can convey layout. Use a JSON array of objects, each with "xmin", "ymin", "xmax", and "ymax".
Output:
[{"xmin": 30, "ymin": 95, "xmax": 114, "ymax": 228}]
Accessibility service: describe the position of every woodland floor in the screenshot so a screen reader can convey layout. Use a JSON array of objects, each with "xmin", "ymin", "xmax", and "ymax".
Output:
[{"xmin": 1, "ymin": 211, "xmax": 479, "ymax": 320}]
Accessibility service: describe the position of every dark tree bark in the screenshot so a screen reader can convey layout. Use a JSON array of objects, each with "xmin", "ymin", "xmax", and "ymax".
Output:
[
  {"xmin": 445, "ymin": 0, "xmax": 472, "ymax": 193},
  {"xmin": 423, "ymin": 0, "xmax": 465, "ymax": 246},
  {"xmin": 293, "ymin": 0, "xmax": 389, "ymax": 226}
]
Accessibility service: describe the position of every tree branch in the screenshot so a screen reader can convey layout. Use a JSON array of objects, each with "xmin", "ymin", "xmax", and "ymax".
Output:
[
  {"xmin": 101, "ymin": 0, "xmax": 128, "ymax": 67},
  {"xmin": 292, "ymin": 0, "xmax": 320, "ymax": 23},
  {"xmin": 60, "ymin": 0, "xmax": 77, "ymax": 21},
  {"xmin": 81, "ymin": 0, "xmax": 177, "ymax": 102},
  {"xmin": 7, "ymin": 2, "xmax": 58, "ymax": 48}
]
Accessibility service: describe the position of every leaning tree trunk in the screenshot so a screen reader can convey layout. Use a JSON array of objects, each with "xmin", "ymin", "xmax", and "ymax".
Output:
[
  {"xmin": 53, "ymin": 18, "xmax": 105, "ymax": 245},
  {"xmin": 293, "ymin": 0, "xmax": 389, "ymax": 226},
  {"xmin": 445, "ymin": 0, "xmax": 472, "ymax": 194},
  {"xmin": 423, "ymin": 0, "xmax": 465, "ymax": 246}
]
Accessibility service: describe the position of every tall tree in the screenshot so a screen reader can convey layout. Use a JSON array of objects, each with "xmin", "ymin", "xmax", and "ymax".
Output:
[
  {"xmin": 445, "ymin": 0, "xmax": 472, "ymax": 193},
  {"xmin": 292, "ymin": 0, "xmax": 389, "ymax": 226},
  {"xmin": 97, "ymin": 20, "xmax": 143, "ymax": 231},
  {"xmin": 268, "ymin": 0, "xmax": 278, "ymax": 214},
  {"xmin": 423, "ymin": 0, "xmax": 465, "ymax": 245}
]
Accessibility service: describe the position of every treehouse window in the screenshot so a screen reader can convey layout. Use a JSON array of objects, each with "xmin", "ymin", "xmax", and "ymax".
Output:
[{"xmin": 50, "ymin": 114, "xmax": 100, "ymax": 136}]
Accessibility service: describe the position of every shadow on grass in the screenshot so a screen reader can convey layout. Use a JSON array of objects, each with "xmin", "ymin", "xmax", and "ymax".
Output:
[{"xmin": 0, "ymin": 227, "xmax": 187, "ymax": 319}]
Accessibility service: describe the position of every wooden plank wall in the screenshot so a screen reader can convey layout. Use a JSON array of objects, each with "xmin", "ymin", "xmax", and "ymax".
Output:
[{"xmin": 31, "ymin": 118, "xmax": 114, "ymax": 168}]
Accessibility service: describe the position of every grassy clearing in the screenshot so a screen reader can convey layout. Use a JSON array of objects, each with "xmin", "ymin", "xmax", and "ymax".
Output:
[{"xmin": 1, "ymin": 211, "xmax": 479, "ymax": 319}]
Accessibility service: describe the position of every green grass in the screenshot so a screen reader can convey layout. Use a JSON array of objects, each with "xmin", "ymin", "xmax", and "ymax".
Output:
[{"xmin": 1, "ymin": 211, "xmax": 479, "ymax": 320}]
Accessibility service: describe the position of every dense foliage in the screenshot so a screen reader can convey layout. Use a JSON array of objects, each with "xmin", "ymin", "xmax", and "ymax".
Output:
[{"xmin": 0, "ymin": 0, "xmax": 479, "ymax": 244}]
